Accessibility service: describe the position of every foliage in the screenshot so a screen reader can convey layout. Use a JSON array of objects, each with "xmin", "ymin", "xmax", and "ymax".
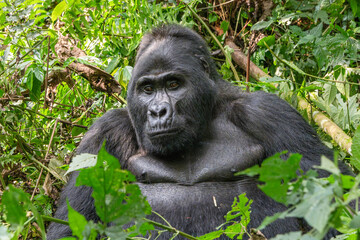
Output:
[
  {"xmin": 199, "ymin": 194, "xmax": 252, "ymax": 240},
  {"xmin": 249, "ymin": 0, "xmax": 360, "ymax": 137},
  {"xmin": 1, "ymin": 185, "xmax": 46, "ymax": 239},
  {"xmin": 64, "ymin": 143, "xmax": 153, "ymax": 239},
  {"xmin": 0, "ymin": 144, "xmax": 153, "ymax": 239},
  {"xmin": 0, "ymin": 0, "xmax": 359, "ymax": 239},
  {"xmin": 240, "ymin": 149, "xmax": 360, "ymax": 239}
]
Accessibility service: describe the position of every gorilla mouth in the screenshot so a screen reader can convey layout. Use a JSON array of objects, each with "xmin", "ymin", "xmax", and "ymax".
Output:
[{"xmin": 147, "ymin": 128, "xmax": 180, "ymax": 138}]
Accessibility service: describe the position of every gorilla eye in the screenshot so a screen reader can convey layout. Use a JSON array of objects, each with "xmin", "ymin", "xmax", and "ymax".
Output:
[
  {"xmin": 143, "ymin": 85, "xmax": 154, "ymax": 94},
  {"xmin": 167, "ymin": 81, "xmax": 180, "ymax": 90}
]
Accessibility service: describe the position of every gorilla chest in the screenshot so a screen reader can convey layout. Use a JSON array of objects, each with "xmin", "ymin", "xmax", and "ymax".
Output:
[{"xmin": 128, "ymin": 119, "xmax": 264, "ymax": 185}]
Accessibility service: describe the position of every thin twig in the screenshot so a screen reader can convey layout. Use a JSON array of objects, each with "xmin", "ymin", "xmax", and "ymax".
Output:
[
  {"xmin": 41, "ymin": 215, "xmax": 69, "ymax": 225},
  {"xmin": 43, "ymin": 35, "xmax": 51, "ymax": 108},
  {"xmin": 152, "ymin": 211, "xmax": 172, "ymax": 227},
  {"xmin": 111, "ymin": 93, "xmax": 127, "ymax": 105},
  {"xmin": 233, "ymin": 7, "xmax": 242, "ymax": 37},
  {"xmin": 31, "ymin": 119, "xmax": 58, "ymax": 200},
  {"xmin": 144, "ymin": 218, "xmax": 198, "ymax": 240},
  {"xmin": 197, "ymin": 0, "xmax": 235, "ymax": 10}
]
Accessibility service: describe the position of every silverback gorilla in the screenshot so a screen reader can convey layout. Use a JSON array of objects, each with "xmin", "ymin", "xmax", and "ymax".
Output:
[{"xmin": 47, "ymin": 25, "xmax": 338, "ymax": 239}]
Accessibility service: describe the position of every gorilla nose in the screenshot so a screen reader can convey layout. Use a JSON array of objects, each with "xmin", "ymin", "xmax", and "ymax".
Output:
[{"xmin": 148, "ymin": 103, "xmax": 172, "ymax": 120}]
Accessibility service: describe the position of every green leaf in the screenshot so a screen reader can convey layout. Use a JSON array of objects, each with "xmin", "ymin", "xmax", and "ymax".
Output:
[
  {"xmin": 314, "ymin": 10, "xmax": 329, "ymax": 24},
  {"xmin": 327, "ymin": 174, "xmax": 355, "ymax": 189},
  {"xmin": 288, "ymin": 184, "xmax": 334, "ymax": 232},
  {"xmin": 349, "ymin": 215, "xmax": 360, "ymax": 229},
  {"xmin": 51, "ymin": 1, "xmax": 68, "ymax": 22},
  {"xmin": 2, "ymin": 185, "xmax": 30, "ymax": 229},
  {"xmin": 26, "ymin": 69, "xmax": 34, "ymax": 91},
  {"xmin": 315, "ymin": 156, "xmax": 340, "ymax": 176},
  {"xmin": 106, "ymin": 219, "xmax": 154, "ymax": 239},
  {"xmin": 282, "ymin": 60, "xmax": 306, "ymax": 75},
  {"xmin": 258, "ymin": 211, "xmax": 289, "ymax": 230},
  {"xmin": 77, "ymin": 56, "xmax": 102, "ymax": 66},
  {"xmin": 323, "ymin": 83, "xmax": 337, "ymax": 106},
  {"xmin": 350, "ymin": 0, "xmax": 358, "ymax": 16},
  {"xmin": 0, "ymin": 12, "xmax": 5, "ymax": 25},
  {"xmin": 76, "ymin": 143, "xmax": 151, "ymax": 236},
  {"xmin": 257, "ymin": 35, "xmax": 275, "ymax": 47},
  {"xmin": 220, "ymin": 21, "xmax": 229, "ymax": 33},
  {"xmin": 63, "ymin": 56, "xmax": 76, "ymax": 67},
  {"xmin": 71, "ymin": 126, "xmax": 87, "ymax": 137},
  {"xmin": 251, "ymin": 20, "xmax": 274, "ymax": 31},
  {"xmin": 209, "ymin": 13, "xmax": 217, "ymax": 24},
  {"xmin": 26, "ymin": 68, "xmax": 43, "ymax": 101},
  {"xmin": 309, "ymin": 23, "xmax": 323, "ymax": 37},
  {"xmin": 341, "ymin": 175, "xmax": 356, "ymax": 189},
  {"xmin": 122, "ymin": 66, "xmax": 133, "ymax": 83},
  {"xmin": 67, "ymin": 201, "xmax": 88, "ymax": 239},
  {"xmin": 350, "ymin": 125, "xmax": 360, "ymax": 171},
  {"xmin": 334, "ymin": 65, "xmax": 347, "ymax": 83},
  {"xmin": 198, "ymin": 230, "xmax": 224, "ymax": 240},
  {"xmin": 66, "ymin": 153, "xmax": 97, "ymax": 175},
  {"xmin": 225, "ymin": 194, "xmax": 252, "ymax": 221},
  {"xmin": 298, "ymin": 35, "xmax": 315, "ymax": 45},
  {"xmin": 105, "ymin": 56, "xmax": 121, "ymax": 74},
  {"xmin": 239, "ymin": 152, "xmax": 302, "ymax": 204},
  {"xmin": 224, "ymin": 194, "xmax": 252, "ymax": 239}
]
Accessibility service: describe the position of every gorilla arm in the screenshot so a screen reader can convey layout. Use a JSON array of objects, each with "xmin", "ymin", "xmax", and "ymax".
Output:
[
  {"xmin": 228, "ymin": 91, "xmax": 333, "ymax": 175},
  {"xmin": 47, "ymin": 109, "xmax": 138, "ymax": 240}
]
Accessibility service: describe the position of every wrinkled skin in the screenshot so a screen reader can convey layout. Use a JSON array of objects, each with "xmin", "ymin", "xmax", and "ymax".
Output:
[{"xmin": 47, "ymin": 25, "xmax": 344, "ymax": 240}]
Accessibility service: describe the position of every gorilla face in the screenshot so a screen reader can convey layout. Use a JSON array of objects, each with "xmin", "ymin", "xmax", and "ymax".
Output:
[{"xmin": 127, "ymin": 38, "xmax": 216, "ymax": 156}]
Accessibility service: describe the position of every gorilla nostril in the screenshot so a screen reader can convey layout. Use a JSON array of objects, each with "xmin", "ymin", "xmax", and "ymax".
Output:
[
  {"xmin": 159, "ymin": 108, "xmax": 167, "ymax": 117},
  {"xmin": 150, "ymin": 109, "xmax": 157, "ymax": 117}
]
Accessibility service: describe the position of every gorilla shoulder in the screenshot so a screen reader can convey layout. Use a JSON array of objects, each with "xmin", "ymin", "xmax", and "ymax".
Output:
[{"xmin": 76, "ymin": 108, "xmax": 138, "ymax": 167}]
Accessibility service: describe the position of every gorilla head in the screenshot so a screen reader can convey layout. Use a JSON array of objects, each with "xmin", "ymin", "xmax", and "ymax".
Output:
[{"xmin": 127, "ymin": 25, "xmax": 220, "ymax": 156}]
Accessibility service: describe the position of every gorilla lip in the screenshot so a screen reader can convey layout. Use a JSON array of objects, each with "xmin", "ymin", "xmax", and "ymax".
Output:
[{"xmin": 147, "ymin": 128, "xmax": 180, "ymax": 138}]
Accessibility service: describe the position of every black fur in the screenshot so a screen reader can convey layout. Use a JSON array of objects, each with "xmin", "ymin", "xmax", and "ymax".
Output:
[{"xmin": 47, "ymin": 25, "xmax": 340, "ymax": 239}]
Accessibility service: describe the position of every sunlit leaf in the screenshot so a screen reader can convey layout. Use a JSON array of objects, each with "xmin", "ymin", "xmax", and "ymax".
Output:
[{"xmin": 51, "ymin": 1, "xmax": 68, "ymax": 22}]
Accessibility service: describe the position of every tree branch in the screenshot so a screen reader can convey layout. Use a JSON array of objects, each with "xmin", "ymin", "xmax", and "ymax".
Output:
[{"xmin": 55, "ymin": 34, "xmax": 122, "ymax": 94}]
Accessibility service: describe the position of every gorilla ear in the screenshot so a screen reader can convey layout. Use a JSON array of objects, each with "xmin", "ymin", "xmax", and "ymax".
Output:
[{"xmin": 195, "ymin": 54, "xmax": 210, "ymax": 76}]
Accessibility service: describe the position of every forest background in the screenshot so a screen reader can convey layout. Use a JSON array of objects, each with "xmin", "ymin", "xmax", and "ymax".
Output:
[{"xmin": 0, "ymin": 0, "xmax": 360, "ymax": 239}]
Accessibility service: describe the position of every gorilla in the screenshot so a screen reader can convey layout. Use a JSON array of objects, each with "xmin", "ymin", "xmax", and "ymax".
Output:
[{"xmin": 47, "ymin": 24, "xmax": 338, "ymax": 239}]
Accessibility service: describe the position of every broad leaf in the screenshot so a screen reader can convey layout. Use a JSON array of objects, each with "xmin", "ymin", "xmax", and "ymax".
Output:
[
  {"xmin": 66, "ymin": 153, "xmax": 97, "ymax": 175},
  {"xmin": 76, "ymin": 144, "xmax": 152, "ymax": 237},
  {"xmin": 251, "ymin": 20, "xmax": 274, "ymax": 31},
  {"xmin": 67, "ymin": 201, "xmax": 88, "ymax": 239},
  {"xmin": 350, "ymin": 126, "xmax": 360, "ymax": 171},
  {"xmin": 51, "ymin": 1, "xmax": 68, "ymax": 22}
]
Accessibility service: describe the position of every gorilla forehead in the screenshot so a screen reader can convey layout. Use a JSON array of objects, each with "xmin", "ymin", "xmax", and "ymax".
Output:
[
  {"xmin": 130, "ymin": 24, "xmax": 221, "ymax": 84},
  {"xmin": 131, "ymin": 38, "xmax": 204, "ymax": 80}
]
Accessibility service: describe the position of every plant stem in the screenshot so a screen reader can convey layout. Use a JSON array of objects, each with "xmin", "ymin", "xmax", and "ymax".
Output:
[
  {"xmin": 42, "ymin": 215, "xmax": 69, "ymax": 225},
  {"xmin": 144, "ymin": 218, "xmax": 198, "ymax": 240}
]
